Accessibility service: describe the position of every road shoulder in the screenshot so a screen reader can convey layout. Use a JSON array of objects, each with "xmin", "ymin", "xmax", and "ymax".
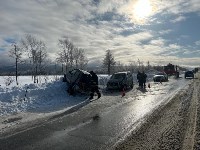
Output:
[{"xmin": 115, "ymin": 77, "xmax": 200, "ymax": 150}]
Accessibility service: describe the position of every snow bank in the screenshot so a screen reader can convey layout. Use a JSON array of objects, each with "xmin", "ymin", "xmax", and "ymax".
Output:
[{"xmin": 0, "ymin": 76, "xmax": 86, "ymax": 117}]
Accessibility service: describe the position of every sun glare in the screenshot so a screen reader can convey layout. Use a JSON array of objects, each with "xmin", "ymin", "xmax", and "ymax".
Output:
[{"xmin": 133, "ymin": 0, "xmax": 152, "ymax": 23}]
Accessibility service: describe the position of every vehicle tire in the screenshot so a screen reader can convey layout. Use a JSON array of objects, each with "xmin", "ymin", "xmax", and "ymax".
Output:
[
  {"xmin": 121, "ymin": 85, "xmax": 127, "ymax": 91},
  {"xmin": 130, "ymin": 82, "xmax": 133, "ymax": 88}
]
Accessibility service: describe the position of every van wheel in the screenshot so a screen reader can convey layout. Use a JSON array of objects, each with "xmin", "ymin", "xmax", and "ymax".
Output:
[
  {"xmin": 120, "ymin": 85, "xmax": 126, "ymax": 91},
  {"xmin": 124, "ymin": 85, "xmax": 128, "ymax": 90},
  {"xmin": 130, "ymin": 82, "xmax": 133, "ymax": 88}
]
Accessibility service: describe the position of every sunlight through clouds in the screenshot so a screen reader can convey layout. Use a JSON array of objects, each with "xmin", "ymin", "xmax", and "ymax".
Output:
[
  {"xmin": 1, "ymin": 0, "xmax": 200, "ymax": 67},
  {"xmin": 119, "ymin": 0, "xmax": 159, "ymax": 25},
  {"xmin": 133, "ymin": 0, "xmax": 153, "ymax": 23}
]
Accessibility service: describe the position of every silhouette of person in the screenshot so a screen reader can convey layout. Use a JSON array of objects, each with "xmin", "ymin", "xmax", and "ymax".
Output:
[
  {"xmin": 141, "ymin": 71, "xmax": 147, "ymax": 88},
  {"xmin": 89, "ymin": 71, "xmax": 101, "ymax": 99}
]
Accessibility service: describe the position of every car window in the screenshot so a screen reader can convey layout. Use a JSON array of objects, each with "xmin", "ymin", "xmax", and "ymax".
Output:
[
  {"xmin": 70, "ymin": 70, "xmax": 78, "ymax": 75},
  {"xmin": 187, "ymin": 71, "xmax": 193, "ymax": 74},
  {"xmin": 111, "ymin": 73, "xmax": 126, "ymax": 80},
  {"xmin": 70, "ymin": 70, "xmax": 81, "ymax": 82},
  {"xmin": 157, "ymin": 72, "xmax": 164, "ymax": 75}
]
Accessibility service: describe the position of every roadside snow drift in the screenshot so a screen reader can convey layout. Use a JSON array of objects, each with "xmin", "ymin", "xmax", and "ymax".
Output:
[{"xmin": 0, "ymin": 79, "xmax": 84, "ymax": 117}]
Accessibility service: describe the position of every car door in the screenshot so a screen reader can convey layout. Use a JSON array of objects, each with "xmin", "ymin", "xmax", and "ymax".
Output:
[
  {"xmin": 127, "ymin": 72, "xmax": 132, "ymax": 86},
  {"xmin": 68, "ymin": 69, "xmax": 80, "ymax": 83}
]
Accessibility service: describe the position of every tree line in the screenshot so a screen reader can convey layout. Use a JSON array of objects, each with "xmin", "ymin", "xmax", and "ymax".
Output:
[
  {"xmin": 9, "ymin": 34, "xmax": 88, "ymax": 83},
  {"xmin": 7, "ymin": 34, "xmax": 187, "ymax": 84}
]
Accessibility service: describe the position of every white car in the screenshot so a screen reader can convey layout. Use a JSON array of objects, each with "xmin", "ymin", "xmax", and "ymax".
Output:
[
  {"xmin": 153, "ymin": 72, "xmax": 168, "ymax": 82},
  {"xmin": 107, "ymin": 71, "xmax": 133, "ymax": 90}
]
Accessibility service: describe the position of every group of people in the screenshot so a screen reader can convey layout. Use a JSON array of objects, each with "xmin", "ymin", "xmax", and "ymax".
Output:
[{"xmin": 137, "ymin": 71, "xmax": 147, "ymax": 88}]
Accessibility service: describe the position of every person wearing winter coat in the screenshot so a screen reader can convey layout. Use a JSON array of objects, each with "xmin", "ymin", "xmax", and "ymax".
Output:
[
  {"xmin": 89, "ymin": 71, "xmax": 101, "ymax": 99},
  {"xmin": 141, "ymin": 71, "xmax": 147, "ymax": 88},
  {"xmin": 137, "ymin": 71, "xmax": 143, "ymax": 87}
]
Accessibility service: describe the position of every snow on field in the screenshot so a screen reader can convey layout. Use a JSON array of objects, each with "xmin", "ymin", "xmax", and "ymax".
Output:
[
  {"xmin": 0, "ymin": 75, "xmax": 111, "ymax": 117},
  {"xmin": 0, "ymin": 76, "xmax": 77, "ymax": 117}
]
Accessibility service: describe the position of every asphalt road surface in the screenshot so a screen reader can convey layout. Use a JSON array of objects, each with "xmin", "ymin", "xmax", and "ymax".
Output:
[{"xmin": 0, "ymin": 75, "xmax": 192, "ymax": 150}]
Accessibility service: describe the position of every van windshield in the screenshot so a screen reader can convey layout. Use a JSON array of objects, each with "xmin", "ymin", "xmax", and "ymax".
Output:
[{"xmin": 111, "ymin": 73, "xmax": 126, "ymax": 80}]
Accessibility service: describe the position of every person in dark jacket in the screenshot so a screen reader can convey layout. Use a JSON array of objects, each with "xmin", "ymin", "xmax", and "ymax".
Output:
[
  {"xmin": 137, "ymin": 71, "xmax": 143, "ymax": 88},
  {"xmin": 89, "ymin": 71, "xmax": 101, "ymax": 99},
  {"xmin": 141, "ymin": 71, "xmax": 147, "ymax": 88}
]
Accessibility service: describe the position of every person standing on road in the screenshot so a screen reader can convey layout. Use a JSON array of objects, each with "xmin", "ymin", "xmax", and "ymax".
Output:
[
  {"xmin": 141, "ymin": 71, "xmax": 147, "ymax": 88},
  {"xmin": 137, "ymin": 71, "xmax": 142, "ymax": 88},
  {"xmin": 89, "ymin": 71, "xmax": 101, "ymax": 100}
]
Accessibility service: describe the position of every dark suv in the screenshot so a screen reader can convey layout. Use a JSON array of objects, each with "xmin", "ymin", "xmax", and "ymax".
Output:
[
  {"xmin": 106, "ymin": 71, "xmax": 133, "ymax": 90},
  {"xmin": 64, "ymin": 69, "xmax": 92, "ymax": 94},
  {"xmin": 185, "ymin": 71, "xmax": 194, "ymax": 78}
]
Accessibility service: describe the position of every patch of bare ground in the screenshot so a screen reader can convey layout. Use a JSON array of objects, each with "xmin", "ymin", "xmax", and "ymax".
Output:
[{"xmin": 115, "ymin": 73, "xmax": 200, "ymax": 150}]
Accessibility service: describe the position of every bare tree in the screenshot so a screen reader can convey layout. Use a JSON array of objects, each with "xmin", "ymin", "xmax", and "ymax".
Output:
[
  {"xmin": 147, "ymin": 61, "xmax": 150, "ymax": 70},
  {"xmin": 74, "ymin": 48, "xmax": 88, "ymax": 69},
  {"xmin": 137, "ymin": 58, "xmax": 144, "ymax": 71},
  {"xmin": 9, "ymin": 44, "xmax": 23, "ymax": 85},
  {"xmin": 129, "ymin": 61, "xmax": 137, "ymax": 73},
  {"xmin": 57, "ymin": 38, "xmax": 88, "ymax": 72},
  {"xmin": 21, "ymin": 34, "xmax": 47, "ymax": 83},
  {"xmin": 56, "ymin": 38, "xmax": 71, "ymax": 72},
  {"xmin": 103, "ymin": 50, "xmax": 116, "ymax": 75},
  {"xmin": 68, "ymin": 42, "xmax": 74, "ymax": 69},
  {"xmin": 115, "ymin": 61, "xmax": 124, "ymax": 72}
]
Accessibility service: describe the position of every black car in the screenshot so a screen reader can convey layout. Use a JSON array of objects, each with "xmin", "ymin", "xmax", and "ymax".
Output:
[
  {"xmin": 64, "ymin": 69, "xmax": 92, "ymax": 94},
  {"xmin": 107, "ymin": 71, "xmax": 133, "ymax": 90},
  {"xmin": 185, "ymin": 71, "xmax": 194, "ymax": 78}
]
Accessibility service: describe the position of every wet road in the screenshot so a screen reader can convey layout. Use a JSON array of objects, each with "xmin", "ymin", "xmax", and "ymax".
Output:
[{"xmin": 0, "ymin": 76, "xmax": 191, "ymax": 150}]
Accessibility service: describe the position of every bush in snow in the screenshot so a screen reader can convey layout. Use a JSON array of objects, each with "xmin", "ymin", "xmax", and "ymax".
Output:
[{"xmin": 4, "ymin": 76, "xmax": 15, "ymax": 86}]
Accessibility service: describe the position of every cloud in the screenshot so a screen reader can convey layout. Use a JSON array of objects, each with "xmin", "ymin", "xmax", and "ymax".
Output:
[
  {"xmin": 171, "ymin": 16, "xmax": 187, "ymax": 23},
  {"xmin": 195, "ymin": 40, "xmax": 200, "ymax": 46},
  {"xmin": 0, "ymin": 0, "xmax": 200, "ymax": 68},
  {"xmin": 149, "ymin": 38, "xmax": 166, "ymax": 46},
  {"xmin": 159, "ymin": 29, "xmax": 173, "ymax": 35}
]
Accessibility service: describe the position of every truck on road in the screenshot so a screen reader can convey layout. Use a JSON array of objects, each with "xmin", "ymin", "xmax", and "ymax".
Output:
[{"xmin": 164, "ymin": 63, "xmax": 179, "ymax": 78}]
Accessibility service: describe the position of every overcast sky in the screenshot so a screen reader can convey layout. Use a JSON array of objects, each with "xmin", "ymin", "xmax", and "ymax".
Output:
[{"xmin": 0, "ymin": 0, "xmax": 200, "ymax": 67}]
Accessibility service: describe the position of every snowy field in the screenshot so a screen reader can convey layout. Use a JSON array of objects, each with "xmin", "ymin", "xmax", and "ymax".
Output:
[{"xmin": 0, "ymin": 75, "xmax": 111, "ymax": 117}]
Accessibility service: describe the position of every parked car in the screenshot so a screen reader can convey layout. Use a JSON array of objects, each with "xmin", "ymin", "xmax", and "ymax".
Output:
[
  {"xmin": 64, "ymin": 69, "xmax": 92, "ymax": 94},
  {"xmin": 107, "ymin": 71, "xmax": 133, "ymax": 90},
  {"xmin": 153, "ymin": 72, "xmax": 168, "ymax": 82},
  {"xmin": 185, "ymin": 71, "xmax": 194, "ymax": 78}
]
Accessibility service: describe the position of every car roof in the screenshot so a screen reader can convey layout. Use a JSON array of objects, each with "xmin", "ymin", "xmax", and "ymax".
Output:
[
  {"xmin": 154, "ymin": 74, "xmax": 165, "ymax": 76},
  {"xmin": 186, "ymin": 70, "xmax": 193, "ymax": 73},
  {"xmin": 72, "ymin": 69, "xmax": 91, "ymax": 75},
  {"xmin": 114, "ymin": 71, "xmax": 130, "ymax": 74}
]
